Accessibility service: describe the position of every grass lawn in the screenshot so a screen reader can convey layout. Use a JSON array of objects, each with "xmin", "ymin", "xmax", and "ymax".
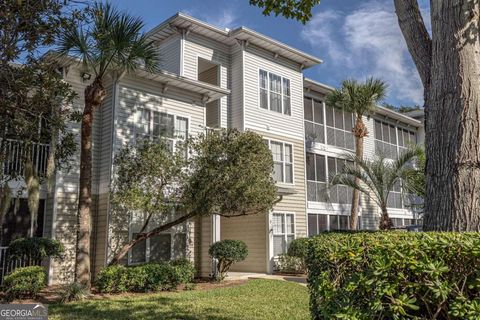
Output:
[{"xmin": 49, "ymin": 279, "xmax": 310, "ymax": 320}]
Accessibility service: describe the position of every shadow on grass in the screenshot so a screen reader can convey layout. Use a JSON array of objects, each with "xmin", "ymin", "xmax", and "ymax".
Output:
[{"xmin": 50, "ymin": 295, "xmax": 240, "ymax": 320}]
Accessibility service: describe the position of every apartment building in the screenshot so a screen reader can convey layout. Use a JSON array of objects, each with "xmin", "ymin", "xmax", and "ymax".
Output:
[{"xmin": 1, "ymin": 13, "xmax": 424, "ymax": 284}]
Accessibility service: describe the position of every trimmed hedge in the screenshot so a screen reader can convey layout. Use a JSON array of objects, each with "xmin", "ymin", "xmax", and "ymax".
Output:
[
  {"xmin": 95, "ymin": 259, "xmax": 195, "ymax": 293},
  {"xmin": 3, "ymin": 266, "xmax": 47, "ymax": 301},
  {"xmin": 307, "ymin": 232, "xmax": 480, "ymax": 320}
]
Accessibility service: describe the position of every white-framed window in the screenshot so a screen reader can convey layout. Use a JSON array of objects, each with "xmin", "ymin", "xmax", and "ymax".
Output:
[
  {"xmin": 128, "ymin": 212, "xmax": 187, "ymax": 265},
  {"xmin": 308, "ymin": 214, "xmax": 328, "ymax": 236},
  {"xmin": 306, "ymin": 153, "xmax": 327, "ymax": 202},
  {"xmin": 308, "ymin": 214, "xmax": 351, "ymax": 236},
  {"xmin": 325, "ymin": 105, "xmax": 355, "ymax": 151},
  {"xmin": 135, "ymin": 108, "xmax": 189, "ymax": 151},
  {"xmin": 374, "ymin": 119, "xmax": 417, "ymax": 159},
  {"xmin": 387, "ymin": 180, "xmax": 403, "ymax": 209},
  {"xmin": 265, "ymin": 139, "xmax": 294, "ymax": 184},
  {"xmin": 258, "ymin": 69, "xmax": 291, "ymax": 115},
  {"xmin": 327, "ymin": 156, "xmax": 355, "ymax": 204},
  {"xmin": 304, "ymin": 97, "xmax": 325, "ymax": 143},
  {"xmin": 272, "ymin": 212, "xmax": 295, "ymax": 256}
]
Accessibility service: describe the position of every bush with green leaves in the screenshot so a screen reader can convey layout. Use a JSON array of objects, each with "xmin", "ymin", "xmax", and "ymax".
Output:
[
  {"xmin": 95, "ymin": 260, "xmax": 195, "ymax": 293},
  {"xmin": 209, "ymin": 239, "xmax": 248, "ymax": 280},
  {"xmin": 274, "ymin": 254, "xmax": 306, "ymax": 274},
  {"xmin": 3, "ymin": 266, "xmax": 47, "ymax": 301},
  {"xmin": 8, "ymin": 237, "xmax": 64, "ymax": 262},
  {"xmin": 307, "ymin": 232, "xmax": 480, "ymax": 320}
]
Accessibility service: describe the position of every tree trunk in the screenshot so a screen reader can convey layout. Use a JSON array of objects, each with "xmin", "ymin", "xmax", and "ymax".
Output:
[
  {"xmin": 108, "ymin": 212, "xmax": 196, "ymax": 266},
  {"xmin": 75, "ymin": 78, "xmax": 106, "ymax": 288},
  {"xmin": 395, "ymin": 0, "xmax": 480, "ymax": 231},
  {"xmin": 379, "ymin": 205, "xmax": 392, "ymax": 230},
  {"xmin": 423, "ymin": 1, "xmax": 480, "ymax": 231},
  {"xmin": 350, "ymin": 116, "xmax": 368, "ymax": 230}
]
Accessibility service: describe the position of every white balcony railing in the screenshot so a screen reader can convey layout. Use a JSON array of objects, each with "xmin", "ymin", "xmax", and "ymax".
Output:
[{"xmin": 1, "ymin": 139, "xmax": 50, "ymax": 176}]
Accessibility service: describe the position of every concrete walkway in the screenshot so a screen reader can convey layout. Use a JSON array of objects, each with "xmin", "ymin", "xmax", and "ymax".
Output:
[{"xmin": 226, "ymin": 272, "xmax": 307, "ymax": 286}]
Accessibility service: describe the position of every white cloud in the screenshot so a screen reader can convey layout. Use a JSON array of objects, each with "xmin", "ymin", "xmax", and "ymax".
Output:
[
  {"xmin": 302, "ymin": 1, "xmax": 427, "ymax": 105},
  {"xmin": 184, "ymin": 8, "xmax": 238, "ymax": 29}
]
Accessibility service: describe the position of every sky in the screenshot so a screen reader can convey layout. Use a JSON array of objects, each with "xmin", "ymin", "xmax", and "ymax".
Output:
[{"xmin": 110, "ymin": 0, "xmax": 431, "ymax": 107}]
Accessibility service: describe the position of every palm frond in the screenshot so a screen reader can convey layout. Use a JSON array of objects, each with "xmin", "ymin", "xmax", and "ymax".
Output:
[
  {"xmin": 58, "ymin": 1, "xmax": 159, "ymax": 79},
  {"xmin": 326, "ymin": 77, "xmax": 387, "ymax": 120}
]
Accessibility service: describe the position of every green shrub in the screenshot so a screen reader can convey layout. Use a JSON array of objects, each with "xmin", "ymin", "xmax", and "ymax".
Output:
[
  {"xmin": 274, "ymin": 254, "xmax": 306, "ymax": 274},
  {"xmin": 307, "ymin": 232, "xmax": 480, "ymax": 320},
  {"xmin": 287, "ymin": 237, "xmax": 309, "ymax": 259},
  {"xmin": 209, "ymin": 239, "xmax": 248, "ymax": 280},
  {"xmin": 95, "ymin": 260, "xmax": 195, "ymax": 293},
  {"xmin": 59, "ymin": 282, "xmax": 89, "ymax": 303},
  {"xmin": 8, "ymin": 237, "xmax": 64, "ymax": 262},
  {"xmin": 95, "ymin": 265, "xmax": 129, "ymax": 293},
  {"xmin": 3, "ymin": 266, "xmax": 47, "ymax": 301}
]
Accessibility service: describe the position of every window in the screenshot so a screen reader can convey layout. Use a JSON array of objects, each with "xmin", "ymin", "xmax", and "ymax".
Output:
[
  {"xmin": 306, "ymin": 153, "xmax": 327, "ymax": 202},
  {"xmin": 304, "ymin": 97, "xmax": 325, "ymax": 143},
  {"xmin": 374, "ymin": 120, "xmax": 398, "ymax": 159},
  {"xmin": 136, "ymin": 108, "xmax": 188, "ymax": 152},
  {"xmin": 327, "ymin": 157, "xmax": 354, "ymax": 204},
  {"xmin": 267, "ymin": 140, "xmax": 294, "ymax": 184},
  {"xmin": 272, "ymin": 213, "xmax": 295, "ymax": 256},
  {"xmin": 398, "ymin": 128, "xmax": 416, "ymax": 155},
  {"xmin": 306, "ymin": 154, "xmax": 354, "ymax": 204},
  {"xmin": 387, "ymin": 180, "xmax": 403, "ymax": 209},
  {"xmin": 329, "ymin": 215, "xmax": 349, "ymax": 231},
  {"xmin": 325, "ymin": 105, "xmax": 355, "ymax": 150},
  {"xmin": 128, "ymin": 212, "xmax": 187, "ymax": 265},
  {"xmin": 375, "ymin": 120, "xmax": 417, "ymax": 159},
  {"xmin": 258, "ymin": 69, "xmax": 291, "ymax": 115},
  {"xmin": 308, "ymin": 214, "xmax": 328, "ymax": 236}
]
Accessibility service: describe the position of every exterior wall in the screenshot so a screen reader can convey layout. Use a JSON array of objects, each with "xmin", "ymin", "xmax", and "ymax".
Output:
[
  {"xmin": 158, "ymin": 34, "xmax": 181, "ymax": 74},
  {"xmin": 303, "ymin": 88, "xmax": 422, "ymax": 232},
  {"xmin": 220, "ymin": 213, "xmax": 268, "ymax": 273},
  {"xmin": 105, "ymin": 74, "xmax": 207, "ymax": 266},
  {"xmin": 229, "ymin": 46, "xmax": 244, "ymax": 130},
  {"xmin": 195, "ymin": 216, "xmax": 213, "ymax": 277},
  {"xmin": 243, "ymin": 45, "xmax": 304, "ymax": 140},
  {"xmin": 183, "ymin": 33, "xmax": 230, "ymax": 128},
  {"xmin": 49, "ymin": 67, "xmax": 86, "ymax": 284}
]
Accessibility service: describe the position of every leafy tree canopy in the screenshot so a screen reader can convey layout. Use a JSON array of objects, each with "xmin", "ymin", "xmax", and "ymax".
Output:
[
  {"xmin": 249, "ymin": 0, "xmax": 321, "ymax": 24},
  {"xmin": 109, "ymin": 129, "xmax": 278, "ymax": 264}
]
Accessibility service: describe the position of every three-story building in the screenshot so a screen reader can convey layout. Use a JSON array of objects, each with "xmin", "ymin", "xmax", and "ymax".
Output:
[{"xmin": 1, "ymin": 13, "xmax": 424, "ymax": 284}]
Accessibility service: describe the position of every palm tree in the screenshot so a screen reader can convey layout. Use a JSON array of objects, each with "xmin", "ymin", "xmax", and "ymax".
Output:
[
  {"xmin": 330, "ymin": 147, "xmax": 422, "ymax": 230},
  {"xmin": 58, "ymin": 2, "xmax": 158, "ymax": 287},
  {"xmin": 326, "ymin": 78, "xmax": 387, "ymax": 230}
]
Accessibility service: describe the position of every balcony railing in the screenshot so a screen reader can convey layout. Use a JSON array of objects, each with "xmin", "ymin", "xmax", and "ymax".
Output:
[
  {"xmin": 1, "ymin": 139, "xmax": 50, "ymax": 176},
  {"xmin": 0, "ymin": 246, "xmax": 42, "ymax": 284}
]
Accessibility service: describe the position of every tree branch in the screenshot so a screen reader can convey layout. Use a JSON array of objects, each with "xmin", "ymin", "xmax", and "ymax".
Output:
[{"xmin": 394, "ymin": 0, "xmax": 432, "ymax": 93}]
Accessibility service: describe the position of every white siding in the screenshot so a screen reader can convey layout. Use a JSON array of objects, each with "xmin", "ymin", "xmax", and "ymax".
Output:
[
  {"xmin": 183, "ymin": 33, "xmax": 229, "ymax": 128},
  {"xmin": 106, "ymin": 74, "xmax": 207, "ymax": 263},
  {"xmin": 158, "ymin": 34, "xmax": 181, "ymax": 74},
  {"xmin": 230, "ymin": 46, "xmax": 244, "ymax": 130},
  {"xmin": 243, "ymin": 45, "xmax": 304, "ymax": 139}
]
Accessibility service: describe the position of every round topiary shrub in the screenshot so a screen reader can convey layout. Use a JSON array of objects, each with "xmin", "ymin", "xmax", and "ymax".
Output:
[
  {"xmin": 3, "ymin": 266, "xmax": 47, "ymax": 301},
  {"xmin": 209, "ymin": 239, "xmax": 248, "ymax": 280}
]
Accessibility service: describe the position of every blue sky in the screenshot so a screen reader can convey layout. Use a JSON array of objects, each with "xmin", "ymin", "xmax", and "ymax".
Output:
[{"xmin": 111, "ymin": 0, "xmax": 430, "ymax": 106}]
